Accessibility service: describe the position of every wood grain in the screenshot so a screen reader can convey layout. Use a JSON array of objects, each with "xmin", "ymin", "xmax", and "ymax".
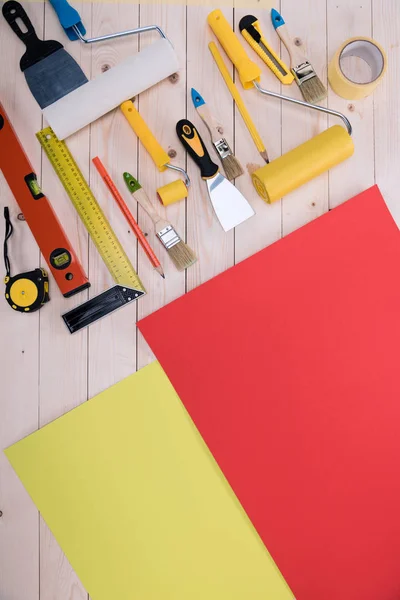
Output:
[{"xmin": 0, "ymin": 1, "xmax": 399, "ymax": 598}]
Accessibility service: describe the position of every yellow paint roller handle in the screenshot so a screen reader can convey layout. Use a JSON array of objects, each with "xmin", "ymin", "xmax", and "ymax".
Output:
[
  {"xmin": 207, "ymin": 9, "xmax": 261, "ymax": 90},
  {"xmin": 120, "ymin": 101, "xmax": 170, "ymax": 172},
  {"xmin": 209, "ymin": 42, "xmax": 266, "ymax": 157}
]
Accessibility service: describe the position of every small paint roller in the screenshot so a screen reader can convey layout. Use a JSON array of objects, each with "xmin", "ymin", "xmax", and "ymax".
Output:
[
  {"xmin": 43, "ymin": 28, "xmax": 179, "ymax": 140},
  {"xmin": 207, "ymin": 10, "xmax": 354, "ymax": 202},
  {"xmin": 120, "ymin": 100, "xmax": 190, "ymax": 206}
]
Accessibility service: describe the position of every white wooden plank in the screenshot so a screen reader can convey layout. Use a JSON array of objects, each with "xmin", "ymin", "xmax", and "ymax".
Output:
[
  {"xmin": 0, "ymin": 2, "xmax": 44, "ymax": 598},
  {"xmin": 327, "ymin": 0, "xmax": 375, "ymax": 209},
  {"xmin": 136, "ymin": 2, "xmax": 187, "ymax": 369},
  {"xmin": 88, "ymin": 2, "xmax": 140, "ymax": 394},
  {"xmin": 234, "ymin": 4, "xmax": 283, "ymax": 262},
  {"xmin": 38, "ymin": 3, "xmax": 92, "ymax": 600},
  {"xmin": 280, "ymin": 0, "xmax": 329, "ymax": 235},
  {"xmin": 372, "ymin": 0, "xmax": 400, "ymax": 224}
]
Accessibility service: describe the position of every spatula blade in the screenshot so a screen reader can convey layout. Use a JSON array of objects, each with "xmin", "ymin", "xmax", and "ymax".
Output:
[
  {"xmin": 24, "ymin": 49, "xmax": 88, "ymax": 109},
  {"xmin": 207, "ymin": 173, "xmax": 255, "ymax": 232}
]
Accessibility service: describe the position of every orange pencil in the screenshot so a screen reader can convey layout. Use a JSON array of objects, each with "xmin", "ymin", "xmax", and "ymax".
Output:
[{"xmin": 92, "ymin": 157, "xmax": 165, "ymax": 279}]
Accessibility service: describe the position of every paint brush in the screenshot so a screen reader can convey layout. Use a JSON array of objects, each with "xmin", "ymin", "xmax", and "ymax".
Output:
[
  {"xmin": 123, "ymin": 173, "xmax": 197, "ymax": 272},
  {"xmin": 191, "ymin": 88, "xmax": 244, "ymax": 181},
  {"xmin": 93, "ymin": 158, "xmax": 165, "ymax": 279},
  {"xmin": 271, "ymin": 8, "xmax": 327, "ymax": 104}
]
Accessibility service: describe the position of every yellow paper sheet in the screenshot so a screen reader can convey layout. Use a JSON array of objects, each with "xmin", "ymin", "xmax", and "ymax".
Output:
[{"xmin": 5, "ymin": 362, "xmax": 293, "ymax": 600}]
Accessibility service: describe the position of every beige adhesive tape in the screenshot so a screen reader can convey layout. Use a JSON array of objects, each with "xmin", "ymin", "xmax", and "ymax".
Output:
[
  {"xmin": 328, "ymin": 37, "xmax": 387, "ymax": 100},
  {"xmin": 157, "ymin": 180, "xmax": 188, "ymax": 206}
]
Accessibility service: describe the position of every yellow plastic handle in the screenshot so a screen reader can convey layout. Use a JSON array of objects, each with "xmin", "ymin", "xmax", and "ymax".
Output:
[
  {"xmin": 120, "ymin": 101, "xmax": 170, "ymax": 172},
  {"xmin": 207, "ymin": 9, "xmax": 261, "ymax": 90},
  {"xmin": 241, "ymin": 23, "xmax": 294, "ymax": 85},
  {"xmin": 209, "ymin": 42, "xmax": 266, "ymax": 156}
]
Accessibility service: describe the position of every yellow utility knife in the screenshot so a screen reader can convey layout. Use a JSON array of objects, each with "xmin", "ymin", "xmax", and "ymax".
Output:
[{"xmin": 239, "ymin": 15, "xmax": 294, "ymax": 85}]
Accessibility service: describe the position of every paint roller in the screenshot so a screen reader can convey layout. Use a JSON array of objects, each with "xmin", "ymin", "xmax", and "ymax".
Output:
[
  {"xmin": 120, "ymin": 100, "xmax": 190, "ymax": 206},
  {"xmin": 207, "ymin": 10, "xmax": 354, "ymax": 203},
  {"xmin": 43, "ymin": 28, "xmax": 180, "ymax": 141}
]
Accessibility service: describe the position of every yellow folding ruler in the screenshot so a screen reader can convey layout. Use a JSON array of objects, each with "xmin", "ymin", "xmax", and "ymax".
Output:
[{"xmin": 37, "ymin": 127, "xmax": 146, "ymax": 333}]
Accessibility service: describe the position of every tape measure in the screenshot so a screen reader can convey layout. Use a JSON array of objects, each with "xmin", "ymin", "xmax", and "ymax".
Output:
[
  {"xmin": 36, "ymin": 127, "xmax": 146, "ymax": 333},
  {"xmin": 3, "ymin": 207, "xmax": 49, "ymax": 312}
]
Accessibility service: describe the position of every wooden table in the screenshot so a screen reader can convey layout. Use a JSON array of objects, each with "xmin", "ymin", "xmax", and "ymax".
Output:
[{"xmin": 0, "ymin": 1, "xmax": 399, "ymax": 597}]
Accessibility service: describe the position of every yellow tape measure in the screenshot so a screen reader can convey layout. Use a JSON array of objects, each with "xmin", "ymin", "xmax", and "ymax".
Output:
[{"xmin": 36, "ymin": 127, "xmax": 145, "ymax": 294}]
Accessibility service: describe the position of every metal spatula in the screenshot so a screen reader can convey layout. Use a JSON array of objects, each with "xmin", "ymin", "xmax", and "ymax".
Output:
[
  {"xmin": 2, "ymin": 1, "xmax": 88, "ymax": 109},
  {"xmin": 176, "ymin": 120, "xmax": 254, "ymax": 232}
]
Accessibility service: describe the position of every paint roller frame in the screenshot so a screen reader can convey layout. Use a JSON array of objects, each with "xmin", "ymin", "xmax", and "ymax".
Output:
[{"xmin": 73, "ymin": 23, "xmax": 168, "ymax": 45}]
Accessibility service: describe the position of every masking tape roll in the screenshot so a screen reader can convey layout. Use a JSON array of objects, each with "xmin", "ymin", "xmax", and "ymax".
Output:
[
  {"xmin": 157, "ymin": 179, "xmax": 188, "ymax": 206},
  {"xmin": 252, "ymin": 125, "xmax": 354, "ymax": 203},
  {"xmin": 328, "ymin": 37, "xmax": 387, "ymax": 100}
]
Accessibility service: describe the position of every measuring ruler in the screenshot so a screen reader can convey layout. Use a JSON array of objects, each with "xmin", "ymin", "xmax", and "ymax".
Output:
[{"xmin": 37, "ymin": 127, "xmax": 146, "ymax": 333}]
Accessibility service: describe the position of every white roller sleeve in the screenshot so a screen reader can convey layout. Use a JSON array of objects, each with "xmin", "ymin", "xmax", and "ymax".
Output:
[{"xmin": 43, "ymin": 38, "xmax": 179, "ymax": 140}]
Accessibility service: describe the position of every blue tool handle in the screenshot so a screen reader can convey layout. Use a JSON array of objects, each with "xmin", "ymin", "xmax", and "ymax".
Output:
[
  {"xmin": 271, "ymin": 8, "xmax": 285, "ymax": 29},
  {"xmin": 191, "ymin": 88, "xmax": 206, "ymax": 108},
  {"xmin": 48, "ymin": 0, "xmax": 85, "ymax": 40}
]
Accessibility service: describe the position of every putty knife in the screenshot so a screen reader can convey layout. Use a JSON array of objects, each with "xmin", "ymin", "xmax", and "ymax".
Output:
[
  {"xmin": 176, "ymin": 119, "xmax": 254, "ymax": 231},
  {"xmin": 2, "ymin": 0, "xmax": 88, "ymax": 109}
]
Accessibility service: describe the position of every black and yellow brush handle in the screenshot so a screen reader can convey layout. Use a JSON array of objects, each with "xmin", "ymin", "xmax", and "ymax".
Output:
[{"xmin": 176, "ymin": 120, "xmax": 219, "ymax": 180}]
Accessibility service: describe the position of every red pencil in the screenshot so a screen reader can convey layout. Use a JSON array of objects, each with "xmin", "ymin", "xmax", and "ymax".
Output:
[{"xmin": 92, "ymin": 157, "xmax": 165, "ymax": 279}]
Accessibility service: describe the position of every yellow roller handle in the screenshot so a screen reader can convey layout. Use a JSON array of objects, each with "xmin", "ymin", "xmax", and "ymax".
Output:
[
  {"xmin": 239, "ymin": 18, "xmax": 294, "ymax": 85},
  {"xmin": 120, "ymin": 101, "xmax": 169, "ymax": 172},
  {"xmin": 207, "ymin": 9, "xmax": 261, "ymax": 90},
  {"xmin": 209, "ymin": 42, "xmax": 267, "ymax": 158}
]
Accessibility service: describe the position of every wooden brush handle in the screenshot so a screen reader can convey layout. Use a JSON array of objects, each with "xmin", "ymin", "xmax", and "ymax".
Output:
[
  {"xmin": 195, "ymin": 104, "xmax": 224, "ymax": 144},
  {"xmin": 271, "ymin": 9, "xmax": 306, "ymax": 68},
  {"xmin": 133, "ymin": 188, "xmax": 163, "ymax": 225}
]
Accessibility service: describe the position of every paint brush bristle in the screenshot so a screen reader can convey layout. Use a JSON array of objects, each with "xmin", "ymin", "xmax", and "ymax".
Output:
[
  {"xmin": 292, "ymin": 61, "xmax": 327, "ymax": 104},
  {"xmin": 299, "ymin": 72, "xmax": 327, "ymax": 104},
  {"xmin": 166, "ymin": 239, "xmax": 197, "ymax": 271},
  {"xmin": 155, "ymin": 222, "xmax": 197, "ymax": 271},
  {"xmin": 221, "ymin": 153, "xmax": 244, "ymax": 181}
]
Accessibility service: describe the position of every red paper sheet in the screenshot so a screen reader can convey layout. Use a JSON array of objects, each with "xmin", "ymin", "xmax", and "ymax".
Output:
[{"xmin": 139, "ymin": 186, "xmax": 400, "ymax": 600}]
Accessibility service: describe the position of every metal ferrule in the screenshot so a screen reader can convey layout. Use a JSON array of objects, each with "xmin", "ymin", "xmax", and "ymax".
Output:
[
  {"xmin": 292, "ymin": 61, "xmax": 316, "ymax": 85},
  {"xmin": 214, "ymin": 138, "xmax": 233, "ymax": 160},
  {"xmin": 157, "ymin": 225, "xmax": 180, "ymax": 250}
]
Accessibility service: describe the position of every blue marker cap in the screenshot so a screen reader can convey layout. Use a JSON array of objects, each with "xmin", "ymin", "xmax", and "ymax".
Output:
[
  {"xmin": 271, "ymin": 8, "xmax": 285, "ymax": 29},
  {"xmin": 191, "ymin": 88, "xmax": 206, "ymax": 108}
]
